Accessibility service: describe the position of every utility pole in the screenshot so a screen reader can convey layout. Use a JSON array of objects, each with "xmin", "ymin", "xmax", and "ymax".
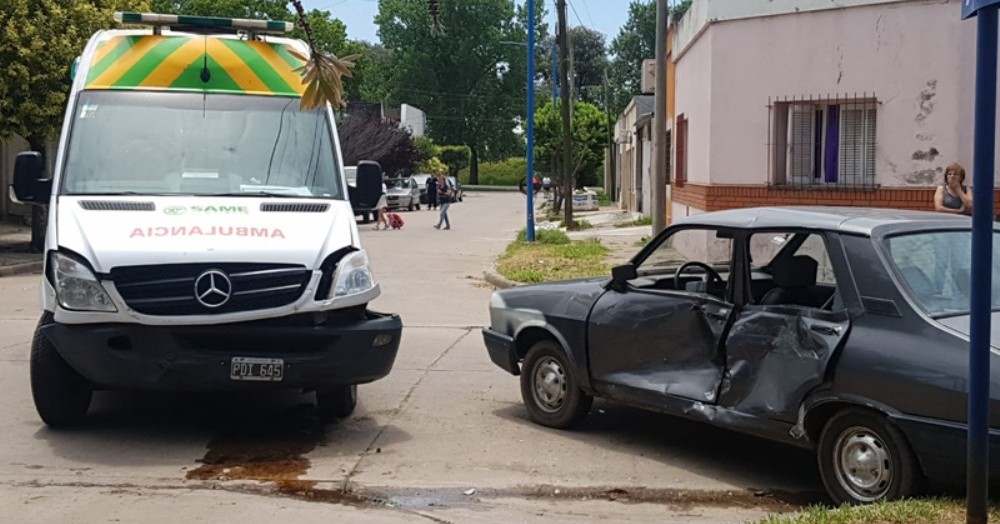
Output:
[
  {"xmin": 603, "ymin": 67, "xmax": 615, "ymax": 200},
  {"xmin": 557, "ymin": 0, "xmax": 573, "ymax": 227},
  {"xmin": 651, "ymin": 0, "xmax": 669, "ymax": 234},
  {"xmin": 525, "ymin": 0, "xmax": 537, "ymax": 242}
]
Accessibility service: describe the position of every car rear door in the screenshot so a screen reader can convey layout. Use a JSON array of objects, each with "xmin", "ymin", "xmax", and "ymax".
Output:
[{"xmin": 719, "ymin": 231, "xmax": 850, "ymax": 422}]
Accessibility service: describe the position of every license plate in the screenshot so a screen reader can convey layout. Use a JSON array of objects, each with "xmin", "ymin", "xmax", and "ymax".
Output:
[{"xmin": 230, "ymin": 357, "xmax": 284, "ymax": 382}]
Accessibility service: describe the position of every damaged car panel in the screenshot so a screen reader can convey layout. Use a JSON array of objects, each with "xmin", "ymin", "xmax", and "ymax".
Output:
[{"xmin": 482, "ymin": 206, "xmax": 1000, "ymax": 505}]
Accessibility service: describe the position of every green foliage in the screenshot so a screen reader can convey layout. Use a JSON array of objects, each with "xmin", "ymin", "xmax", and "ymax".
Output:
[
  {"xmin": 413, "ymin": 136, "xmax": 437, "ymax": 163},
  {"xmin": 617, "ymin": 216, "xmax": 653, "ymax": 228},
  {"xmin": 515, "ymin": 228, "xmax": 569, "ymax": 245},
  {"xmin": 561, "ymin": 219, "xmax": 593, "ymax": 231},
  {"xmin": 0, "ymin": 0, "xmax": 151, "ymax": 149},
  {"xmin": 438, "ymin": 145, "xmax": 470, "ymax": 178},
  {"xmin": 753, "ymin": 498, "xmax": 1000, "ymax": 524},
  {"xmin": 534, "ymin": 100, "xmax": 608, "ymax": 188},
  {"xmin": 537, "ymin": 26, "xmax": 608, "ymax": 107},
  {"xmin": 344, "ymin": 41, "xmax": 392, "ymax": 102},
  {"xmin": 150, "ymin": 0, "xmax": 290, "ymax": 19},
  {"xmin": 498, "ymin": 235, "xmax": 608, "ymax": 284},
  {"xmin": 417, "ymin": 156, "xmax": 447, "ymax": 174},
  {"xmin": 607, "ymin": 1, "xmax": 656, "ymax": 116},
  {"xmin": 458, "ymin": 157, "xmax": 526, "ymax": 186},
  {"xmin": 375, "ymin": 0, "xmax": 547, "ymax": 182}
]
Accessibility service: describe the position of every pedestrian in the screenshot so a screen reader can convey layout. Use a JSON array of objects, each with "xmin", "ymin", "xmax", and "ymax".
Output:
[
  {"xmin": 434, "ymin": 170, "xmax": 452, "ymax": 230},
  {"xmin": 373, "ymin": 180, "xmax": 390, "ymax": 230},
  {"xmin": 934, "ymin": 163, "xmax": 972, "ymax": 216},
  {"xmin": 426, "ymin": 173, "xmax": 439, "ymax": 211}
]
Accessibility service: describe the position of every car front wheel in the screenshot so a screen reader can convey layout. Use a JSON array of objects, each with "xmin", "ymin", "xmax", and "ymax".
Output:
[
  {"xmin": 31, "ymin": 313, "xmax": 93, "ymax": 428},
  {"xmin": 317, "ymin": 384, "xmax": 357, "ymax": 420},
  {"xmin": 520, "ymin": 341, "xmax": 592, "ymax": 429},
  {"xmin": 817, "ymin": 409, "xmax": 922, "ymax": 505}
]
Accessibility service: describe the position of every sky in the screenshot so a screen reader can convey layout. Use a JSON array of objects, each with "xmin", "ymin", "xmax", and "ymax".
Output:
[{"xmin": 299, "ymin": 0, "xmax": 635, "ymax": 45}]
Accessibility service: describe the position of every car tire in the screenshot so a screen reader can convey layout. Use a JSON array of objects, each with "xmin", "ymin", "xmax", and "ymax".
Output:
[
  {"xmin": 30, "ymin": 313, "xmax": 93, "ymax": 428},
  {"xmin": 817, "ymin": 409, "xmax": 923, "ymax": 505},
  {"xmin": 520, "ymin": 341, "xmax": 592, "ymax": 429},
  {"xmin": 408, "ymin": 200, "xmax": 414, "ymax": 211},
  {"xmin": 317, "ymin": 384, "xmax": 358, "ymax": 420}
]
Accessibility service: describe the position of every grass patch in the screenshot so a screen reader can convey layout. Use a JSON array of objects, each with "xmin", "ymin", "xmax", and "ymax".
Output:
[
  {"xmin": 562, "ymin": 219, "xmax": 593, "ymax": 231},
  {"xmin": 597, "ymin": 192, "xmax": 611, "ymax": 206},
  {"xmin": 755, "ymin": 498, "xmax": 1000, "ymax": 524},
  {"xmin": 634, "ymin": 235, "xmax": 652, "ymax": 247},
  {"xmin": 497, "ymin": 234, "xmax": 609, "ymax": 284},
  {"xmin": 617, "ymin": 215, "xmax": 653, "ymax": 228}
]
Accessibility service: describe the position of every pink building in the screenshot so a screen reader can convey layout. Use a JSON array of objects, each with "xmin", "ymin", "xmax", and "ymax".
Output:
[{"xmin": 669, "ymin": 0, "xmax": 1000, "ymax": 218}]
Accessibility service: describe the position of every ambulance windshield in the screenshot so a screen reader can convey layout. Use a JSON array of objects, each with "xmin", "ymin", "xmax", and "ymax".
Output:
[{"xmin": 61, "ymin": 91, "xmax": 344, "ymax": 199}]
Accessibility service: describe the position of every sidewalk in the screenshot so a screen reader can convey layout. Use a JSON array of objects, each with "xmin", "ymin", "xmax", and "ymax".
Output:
[
  {"xmin": 484, "ymin": 205, "xmax": 653, "ymax": 289},
  {"xmin": 0, "ymin": 220, "xmax": 42, "ymax": 276}
]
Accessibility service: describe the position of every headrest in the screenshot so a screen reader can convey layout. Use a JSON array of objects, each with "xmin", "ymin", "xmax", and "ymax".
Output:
[{"xmin": 771, "ymin": 255, "xmax": 818, "ymax": 288}]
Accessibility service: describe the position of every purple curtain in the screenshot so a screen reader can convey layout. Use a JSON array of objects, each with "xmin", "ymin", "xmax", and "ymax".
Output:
[{"xmin": 824, "ymin": 106, "xmax": 840, "ymax": 183}]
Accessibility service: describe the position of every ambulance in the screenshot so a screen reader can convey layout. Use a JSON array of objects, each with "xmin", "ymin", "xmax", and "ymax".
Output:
[{"xmin": 11, "ymin": 12, "xmax": 400, "ymax": 427}]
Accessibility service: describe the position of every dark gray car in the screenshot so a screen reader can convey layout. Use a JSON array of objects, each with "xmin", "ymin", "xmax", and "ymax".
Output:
[{"xmin": 482, "ymin": 206, "xmax": 1000, "ymax": 505}]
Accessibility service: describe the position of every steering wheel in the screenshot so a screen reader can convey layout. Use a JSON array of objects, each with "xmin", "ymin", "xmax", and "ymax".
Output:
[{"xmin": 674, "ymin": 261, "xmax": 724, "ymax": 293}]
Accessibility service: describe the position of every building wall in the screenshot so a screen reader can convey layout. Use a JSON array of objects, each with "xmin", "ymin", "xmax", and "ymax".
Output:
[
  {"xmin": 703, "ymin": 0, "xmax": 967, "ymax": 187},
  {"xmin": 673, "ymin": 27, "xmax": 713, "ymax": 185}
]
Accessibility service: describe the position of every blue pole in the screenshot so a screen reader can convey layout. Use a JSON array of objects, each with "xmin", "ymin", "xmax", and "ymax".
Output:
[
  {"xmin": 553, "ymin": 46, "xmax": 559, "ymax": 102},
  {"xmin": 526, "ymin": 0, "xmax": 536, "ymax": 242},
  {"xmin": 968, "ymin": 6, "xmax": 997, "ymax": 523}
]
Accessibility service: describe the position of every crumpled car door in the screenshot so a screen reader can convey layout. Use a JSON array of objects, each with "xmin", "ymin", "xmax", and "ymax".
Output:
[{"xmin": 718, "ymin": 305, "xmax": 849, "ymax": 422}]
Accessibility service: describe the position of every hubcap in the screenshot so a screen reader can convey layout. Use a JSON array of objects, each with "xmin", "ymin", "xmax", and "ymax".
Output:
[
  {"xmin": 532, "ymin": 357, "xmax": 567, "ymax": 414},
  {"xmin": 833, "ymin": 426, "xmax": 892, "ymax": 502}
]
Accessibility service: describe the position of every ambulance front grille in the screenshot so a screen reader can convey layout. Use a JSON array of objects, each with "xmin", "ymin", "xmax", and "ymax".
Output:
[{"xmin": 110, "ymin": 263, "xmax": 310, "ymax": 316}]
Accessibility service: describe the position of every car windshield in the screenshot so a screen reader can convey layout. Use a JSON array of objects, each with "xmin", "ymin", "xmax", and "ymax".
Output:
[
  {"xmin": 387, "ymin": 179, "xmax": 409, "ymax": 189},
  {"xmin": 62, "ymin": 91, "xmax": 344, "ymax": 199},
  {"xmin": 885, "ymin": 230, "xmax": 1000, "ymax": 317}
]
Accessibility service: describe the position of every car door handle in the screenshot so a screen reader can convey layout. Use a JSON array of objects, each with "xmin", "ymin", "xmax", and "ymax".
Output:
[{"xmin": 810, "ymin": 325, "xmax": 841, "ymax": 336}]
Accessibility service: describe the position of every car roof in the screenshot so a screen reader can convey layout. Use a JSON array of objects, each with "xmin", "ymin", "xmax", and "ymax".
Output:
[{"xmin": 674, "ymin": 206, "xmax": 976, "ymax": 236}]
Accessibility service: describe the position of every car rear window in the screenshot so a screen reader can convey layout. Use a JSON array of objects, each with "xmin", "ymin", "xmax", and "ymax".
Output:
[{"xmin": 885, "ymin": 231, "xmax": 1000, "ymax": 317}]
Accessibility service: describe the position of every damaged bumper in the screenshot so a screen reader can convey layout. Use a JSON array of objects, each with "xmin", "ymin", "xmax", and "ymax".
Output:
[
  {"xmin": 483, "ymin": 328, "xmax": 519, "ymax": 375},
  {"xmin": 43, "ymin": 310, "xmax": 402, "ymax": 391}
]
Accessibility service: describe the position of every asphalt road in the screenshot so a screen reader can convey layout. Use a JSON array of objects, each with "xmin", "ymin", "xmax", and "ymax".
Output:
[{"xmin": 0, "ymin": 192, "xmax": 822, "ymax": 523}]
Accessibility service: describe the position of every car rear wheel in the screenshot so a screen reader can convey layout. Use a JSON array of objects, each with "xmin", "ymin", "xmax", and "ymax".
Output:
[
  {"xmin": 817, "ymin": 409, "xmax": 922, "ymax": 505},
  {"xmin": 31, "ymin": 313, "xmax": 93, "ymax": 428},
  {"xmin": 317, "ymin": 384, "xmax": 358, "ymax": 420},
  {"xmin": 520, "ymin": 341, "xmax": 592, "ymax": 429}
]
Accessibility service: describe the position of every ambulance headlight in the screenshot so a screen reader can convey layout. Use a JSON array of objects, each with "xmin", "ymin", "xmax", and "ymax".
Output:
[
  {"xmin": 332, "ymin": 250, "xmax": 375, "ymax": 298},
  {"xmin": 49, "ymin": 251, "xmax": 117, "ymax": 312}
]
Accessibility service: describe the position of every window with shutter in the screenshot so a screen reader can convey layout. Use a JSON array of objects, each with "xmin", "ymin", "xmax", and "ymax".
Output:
[
  {"xmin": 787, "ymin": 104, "xmax": 815, "ymax": 184},
  {"xmin": 771, "ymin": 99, "xmax": 877, "ymax": 188}
]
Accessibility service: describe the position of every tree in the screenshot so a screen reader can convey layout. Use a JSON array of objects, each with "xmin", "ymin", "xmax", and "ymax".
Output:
[
  {"xmin": 344, "ymin": 41, "xmax": 393, "ymax": 102},
  {"xmin": 1, "ymin": 0, "xmax": 152, "ymax": 250},
  {"xmin": 339, "ymin": 113, "xmax": 419, "ymax": 176},
  {"xmin": 607, "ymin": 1, "xmax": 656, "ymax": 116},
  {"xmin": 537, "ymin": 27, "xmax": 607, "ymax": 107},
  {"xmin": 376, "ymin": 0, "xmax": 545, "ymax": 184},
  {"xmin": 535, "ymin": 100, "xmax": 608, "ymax": 190},
  {"xmin": 438, "ymin": 145, "xmax": 470, "ymax": 178}
]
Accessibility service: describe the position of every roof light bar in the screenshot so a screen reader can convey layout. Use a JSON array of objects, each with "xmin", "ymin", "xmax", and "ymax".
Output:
[{"xmin": 114, "ymin": 12, "xmax": 293, "ymax": 34}]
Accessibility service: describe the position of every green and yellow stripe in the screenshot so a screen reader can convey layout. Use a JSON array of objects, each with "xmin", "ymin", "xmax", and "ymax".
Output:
[{"xmin": 84, "ymin": 35, "xmax": 307, "ymax": 97}]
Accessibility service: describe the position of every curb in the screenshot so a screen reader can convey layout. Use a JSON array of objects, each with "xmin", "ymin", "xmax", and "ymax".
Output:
[
  {"xmin": 0, "ymin": 261, "xmax": 43, "ymax": 277},
  {"xmin": 483, "ymin": 270, "xmax": 521, "ymax": 289}
]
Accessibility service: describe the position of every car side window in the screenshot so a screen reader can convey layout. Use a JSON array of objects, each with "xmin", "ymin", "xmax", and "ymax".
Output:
[
  {"xmin": 635, "ymin": 228, "xmax": 734, "ymax": 300},
  {"xmin": 748, "ymin": 232, "xmax": 838, "ymax": 310}
]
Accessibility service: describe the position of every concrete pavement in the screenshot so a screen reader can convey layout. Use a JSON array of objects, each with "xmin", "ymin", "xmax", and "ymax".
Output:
[{"xmin": 0, "ymin": 192, "xmax": 816, "ymax": 523}]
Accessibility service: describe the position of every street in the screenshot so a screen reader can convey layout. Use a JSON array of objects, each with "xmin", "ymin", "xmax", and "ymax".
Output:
[{"xmin": 0, "ymin": 192, "xmax": 820, "ymax": 523}]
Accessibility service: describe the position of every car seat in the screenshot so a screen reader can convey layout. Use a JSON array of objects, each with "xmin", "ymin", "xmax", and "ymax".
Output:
[{"xmin": 760, "ymin": 256, "xmax": 825, "ymax": 308}]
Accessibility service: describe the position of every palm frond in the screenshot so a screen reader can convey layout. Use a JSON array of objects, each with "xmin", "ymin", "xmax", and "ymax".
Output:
[{"xmin": 288, "ymin": 0, "xmax": 358, "ymax": 110}]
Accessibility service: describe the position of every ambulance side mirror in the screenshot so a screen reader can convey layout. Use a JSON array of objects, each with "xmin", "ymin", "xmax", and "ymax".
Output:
[
  {"xmin": 11, "ymin": 152, "xmax": 52, "ymax": 205},
  {"xmin": 354, "ymin": 160, "xmax": 383, "ymax": 209}
]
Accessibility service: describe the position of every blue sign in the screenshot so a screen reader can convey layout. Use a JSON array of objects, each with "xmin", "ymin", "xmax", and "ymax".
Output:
[{"xmin": 964, "ymin": 0, "xmax": 1000, "ymax": 19}]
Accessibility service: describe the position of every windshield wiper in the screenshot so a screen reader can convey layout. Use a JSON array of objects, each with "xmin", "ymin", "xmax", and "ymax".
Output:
[{"xmin": 209, "ymin": 191, "xmax": 295, "ymax": 198}]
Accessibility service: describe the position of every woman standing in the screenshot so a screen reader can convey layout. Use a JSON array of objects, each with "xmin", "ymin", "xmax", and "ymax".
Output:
[
  {"xmin": 934, "ymin": 163, "xmax": 972, "ymax": 215},
  {"xmin": 426, "ymin": 174, "xmax": 439, "ymax": 211},
  {"xmin": 434, "ymin": 170, "xmax": 452, "ymax": 230}
]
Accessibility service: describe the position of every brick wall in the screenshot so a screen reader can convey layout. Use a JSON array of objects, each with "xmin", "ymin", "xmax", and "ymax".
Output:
[{"xmin": 672, "ymin": 184, "xmax": 1000, "ymax": 212}]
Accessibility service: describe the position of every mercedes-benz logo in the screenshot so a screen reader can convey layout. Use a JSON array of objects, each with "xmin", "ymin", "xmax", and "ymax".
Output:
[{"xmin": 194, "ymin": 269, "xmax": 232, "ymax": 308}]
